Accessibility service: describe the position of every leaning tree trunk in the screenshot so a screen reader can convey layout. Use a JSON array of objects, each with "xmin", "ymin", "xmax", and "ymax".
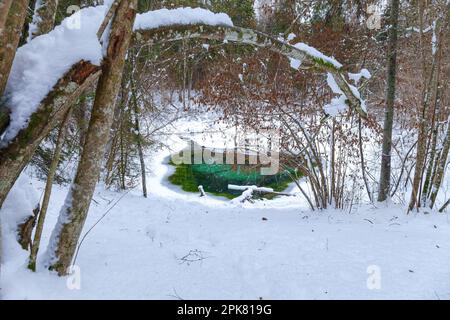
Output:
[
  {"xmin": 0, "ymin": 0, "xmax": 29, "ymax": 97},
  {"xmin": 28, "ymin": 0, "xmax": 59, "ymax": 41},
  {"xmin": 46, "ymin": 0, "xmax": 137, "ymax": 276},
  {"xmin": 378, "ymin": 0, "xmax": 399, "ymax": 202},
  {"xmin": 0, "ymin": 0, "xmax": 13, "ymax": 33}
]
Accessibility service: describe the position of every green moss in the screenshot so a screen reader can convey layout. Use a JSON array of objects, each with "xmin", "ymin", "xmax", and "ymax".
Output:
[{"xmin": 168, "ymin": 159, "xmax": 297, "ymax": 200}]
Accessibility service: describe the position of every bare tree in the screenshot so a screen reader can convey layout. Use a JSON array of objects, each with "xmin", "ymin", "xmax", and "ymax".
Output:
[
  {"xmin": 408, "ymin": 3, "xmax": 449, "ymax": 212},
  {"xmin": 28, "ymin": 0, "xmax": 59, "ymax": 40},
  {"xmin": 0, "ymin": 0, "xmax": 29, "ymax": 97}
]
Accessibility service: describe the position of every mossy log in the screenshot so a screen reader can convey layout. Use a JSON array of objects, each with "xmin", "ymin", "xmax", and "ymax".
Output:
[{"xmin": 134, "ymin": 24, "xmax": 367, "ymax": 118}]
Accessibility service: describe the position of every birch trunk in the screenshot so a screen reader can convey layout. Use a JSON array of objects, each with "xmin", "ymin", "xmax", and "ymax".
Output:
[{"xmin": 47, "ymin": 0, "xmax": 137, "ymax": 276}]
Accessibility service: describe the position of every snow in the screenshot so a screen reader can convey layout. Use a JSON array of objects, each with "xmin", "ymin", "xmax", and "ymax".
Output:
[
  {"xmin": 325, "ymin": 72, "xmax": 368, "ymax": 116},
  {"xmin": 1, "ymin": 5, "xmax": 107, "ymax": 144},
  {"xmin": 324, "ymin": 95, "xmax": 349, "ymax": 117},
  {"xmin": 292, "ymin": 42, "xmax": 343, "ymax": 69},
  {"xmin": 278, "ymin": 33, "xmax": 342, "ymax": 70},
  {"xmin": 43, "ymin": 185, "xmax": 75, "ymax": 267},
  {"xmin": 287, "ymin": 33, "xmax": 296, "ymax": 42},
  {"xmin": 1, "ymin": 3, "xmax": 449, "ymax": 300},
  {"xmin": 289, "ymin": 58, "xmax": 302, "ymax": 70},
  {"xmin": 326, "ymin": 73, "xmax": 344, "ymax": 95},
  {"xmin": 134, "ymin": 7, "xmax": 233, "ymax": 31},
  {"xmin": 2, "ymin": 169, "xmax": 450, "ymax": 299}
]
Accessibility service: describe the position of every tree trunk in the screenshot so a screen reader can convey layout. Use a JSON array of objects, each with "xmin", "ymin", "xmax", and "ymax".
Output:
[
  {"xmin": 28, "ymin": 108, "xmax": 71, "ymax": 271},
  {"xmin": 28, "ymin": 0, "xmax": 58, "ymax": 40},
  {"xmin": 0, "ymin": 0, "xmax": 13, "ymax": 33},
  {"xmin": 408, "ymin": 7, "xmax": 448, "ymax": 212},
  {"xmin": 0, "ymin": 0, "xmax": 29, "ymax": 97},
  {"xmin": 46, "ymin": 0, "xmax": 137, "ymax": 276},
  {"xmin": 17, "ymin": 204, "xmax": 39, "ymax": 250},
  {"xmin": 378, "ymin": 0, "xmax": 399, "ymax": 202},
  {"xmin": 0, "ymin": 61, "xmax": 101, "ymax": 210},
  {"xmin": 131, "ymin": 75, "xmax": 147, "ymax": 198}
]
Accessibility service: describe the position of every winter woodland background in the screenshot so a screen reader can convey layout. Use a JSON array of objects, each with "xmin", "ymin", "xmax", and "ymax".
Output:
[{"xmin": 0, "ymin": 0, "xmax": 449, "ymax": 299}]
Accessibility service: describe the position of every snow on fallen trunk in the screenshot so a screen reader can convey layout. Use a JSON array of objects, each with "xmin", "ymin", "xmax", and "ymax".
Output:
[
  {"xmin": 133, "ymin": 7, "xmax": 233, "ymax": 31},
  {"xmin": 324, "ymin": 71, "xmax": 369, "ymax": 117}
]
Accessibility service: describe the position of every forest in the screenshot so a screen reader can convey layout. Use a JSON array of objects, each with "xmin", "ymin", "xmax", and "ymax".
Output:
[{"xmin": 0, "ymin": 0, "xmax": 449, "ymax": 300}]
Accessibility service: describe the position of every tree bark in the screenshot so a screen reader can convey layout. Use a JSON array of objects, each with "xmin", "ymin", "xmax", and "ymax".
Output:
[
  {"xmin": 47, "ymin": 0, "xmax": 137, "ymax": 276},
  {"xmin": 0, "ymin": 0, "xmax": 29, "ymax": 97},
  {"xmin": 28, "ymin": 108, "xmax": 71, "ymax": 271},
  {"xmin": 134, "ymin": 24, "xmax": 367, "ymax": 118},
  {"xmin": 378, "ymin": 0, "xmax": 399, "ymax": 202},
  {"xmin": 28, "ymin": 0, "xmax": 58, "ymax": 40}
]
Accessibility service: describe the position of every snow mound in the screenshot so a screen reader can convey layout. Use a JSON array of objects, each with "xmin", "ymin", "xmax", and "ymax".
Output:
[
  {"xmin": 134, "ymin": 7, "xmax": 233, "ymax": 31},
  {"xmin": 293, "ymin": 42, "xmax": 342, "ymax": 69}
]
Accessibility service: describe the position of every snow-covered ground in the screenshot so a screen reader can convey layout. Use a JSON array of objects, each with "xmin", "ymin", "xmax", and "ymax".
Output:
[{"xmin": 1, "ymin": 115, "xmax": 450, "ymax": 300}]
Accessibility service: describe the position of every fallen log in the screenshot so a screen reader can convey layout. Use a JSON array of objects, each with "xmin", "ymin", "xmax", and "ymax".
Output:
[{"xmin": 228, "ymin": 184, "xmax": 295, "ymax": 203}]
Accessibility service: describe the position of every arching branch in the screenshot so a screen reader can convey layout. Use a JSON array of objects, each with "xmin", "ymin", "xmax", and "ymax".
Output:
[{"xmin": 134, "ymin": 24, "xmax": 367, "ymax": 118}]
